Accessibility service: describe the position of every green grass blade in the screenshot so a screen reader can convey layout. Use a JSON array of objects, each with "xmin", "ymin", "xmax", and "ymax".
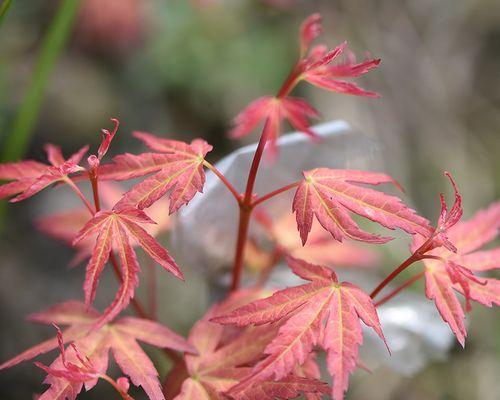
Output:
[
  {"xmin": 0, "ymin": 0, "xmax": 12, "ymax": 28},
  {"xmin": 1, "ymin": 0, "xmax": 81, "ymax": 162}
]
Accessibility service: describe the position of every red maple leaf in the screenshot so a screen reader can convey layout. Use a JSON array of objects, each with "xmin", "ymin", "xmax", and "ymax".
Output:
[
  {"xmin": 0, "ymin": 144, "xmax": 88, "ymax": 202},
  {"xmin": 36, "ymin": 182, "xmax": 172, "ymax": 268},
  {"xmin": 212, "ymin": 256, "xmax": 388, "ymax": 400},
  {"xmin": 0, "ymin": 301, "xmax": 195, "ymax": 400},
  {"xmin": 299, "ymin": 13, "xmax": 323, "ymax": 57},
  {"xmin": 228, "ymin": 13, "xmax": 380, "ymax": 156},
  {"xmin": 298, "ymin": 14, "xmax": 380, "ymax": 98},
  {"xmin": 412, "ymin": 201, "xmax": 500, "ymax": 346},
  {"xmin": 292, "ymin": 168, "xmax": 432, "ymax": 245},
  {"xmin": 73, "ymin": 206, "xmax": 182, "ymax": 326},
  {"xmin": 229, "ymin": 374, "xmax": 329, "ymax": 400},
  {"xmin": 34, "ymin": 325, "xmax": 133, "ymax": 400},
  {"xmin": 229, "ymin": 96, "xmax": 320, "ymax": 156},
  {"xmin": 300, "ymin": 42, "xmax": 380, "ymax": 98},
  {"xmin": 166, "ymin": 296, "xmax": 328, "ymax": 400},
  {"xmin": 100, "ymin": 131, "xmax": 213, "ymax": 213}
]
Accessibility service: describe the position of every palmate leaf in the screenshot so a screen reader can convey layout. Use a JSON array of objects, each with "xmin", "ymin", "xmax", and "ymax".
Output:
[
  {"xmin": 301, "ymin": 42, "xmax": 381, "ymax": 98},
  {"xmin": 297, "ymin": 13, "xmax": 381, "ymax": 98},
  {"xmin": 168, "ymin": 298, "xmax": 274, "ymax": 399},
  {"xmin": 0, "ymin": 301, "xmax": 195, "ymax": 400},
  {"xmin": 100, "ymin": 131, "xmax": 213, "ymax": 213},
  {"xmin": 293, "ymin": 168, "xmax": 432, "ymax": 245},
  {"xmin": 73, "ymin": 206, "xmax": 182, "ymax": 326},
  {"xmin": 167, "ymin": 298, "xmax": 327, "ymax": 400},
  {"xmin": 229, "ymin": 96, "xmax": 320, "ymax": 157},
  {"xmin": 0, "ymin": 144, "xmax": 88, "ymax": 202},
  {"xmin": 34, "ymin": 326, "xmax": 110, "ymax": 400},
  {"xmin": 229, "ymin": 374, "xmax": 329, "ymax": 400},
  {"xmin": 412, "ymin": 201, "xmax": 500, "ymax": 346},
  {"xmin": 212, "ymin": 256, "xmax": 387, "ymax": 400},
  {"xmin": 36, "ymin": 182, "xmax": 172, "ymax": 268},
  {"xmin": 229, "ymin": 13, "xmax": 381, "ymax": 157}
]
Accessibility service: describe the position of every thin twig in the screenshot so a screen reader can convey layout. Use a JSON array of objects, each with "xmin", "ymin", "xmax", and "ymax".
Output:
[
  {"xmin": 374, "ymin": 271, "xmax": 425, "ymax": 307},
  {"xmin": 252, "ymin": 181, "xmax": 301, "ymax": 208}
]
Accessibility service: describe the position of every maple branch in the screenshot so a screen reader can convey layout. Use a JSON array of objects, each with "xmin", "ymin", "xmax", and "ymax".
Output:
[
  {"xmin": 64, "ymin": 177, "xmax": 95, "ymax": 215},
  {"xmin": 229, "ymin": 61, "xmax": 305, "ymax": 291},
  {"xmin": 230, "ymin": 120, "xmax": 272, "ymax": 291},
  {"xmin": 277, "ymin": 62, "xmax": 303, "ymax": 99},
  {"xmin": 203, "ymin": 160, "xmax": 241, "ymax": 203},
  {"xmin": 252, "ymin": 181, "xmax": 301, "ymax": 208},
  {"xmin": 230, "ymin": 206, "xmax": 252, "ymax": 291},
  {"xmin": 370, "ymin": 238, "xmax": 434, "ymax": 299},
  {"xmin": 89, "ymin": 172, "xmax": 101, "ymax": 213},
  {"xmin": 369, "ymin": 254, "xmax": 421, "ymax": 299},
  {"xmin": 243, "ymin": 120, "xmax": 270, "ymax": 202},
  {"xmin": 374, "ymin": 271, "xmax": 425, "ymax": 307}
]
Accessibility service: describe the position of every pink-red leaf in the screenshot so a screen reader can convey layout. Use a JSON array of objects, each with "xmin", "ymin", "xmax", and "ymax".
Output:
[
  {"xmin": 285, "ymin": 255, "xmax": 335, "ymax": 282},
  {"xmin": 229, "ymin": 374, "xmax": 329, "ymax": 400},
  {"xmin": 215, "ymin": 258, "xmax": 386, "ymax": 400},
  {"xmin": 105, "ymin": 132, "xmax": 212, "ymax": 212},
  {"xmin": 229, "ymin": 96, "xmax": 319, "ymax": 156},
  {"xmin": 109, "ymin": 328, "xmax": 164, "ymax": 400},
  {"xmin": 301, "ymin": 36, "xmax": 381, "ymax": 97},
  {"xmin": 98, "ymin": 118, "xmax": 119, "ymax": 160},
  {"xmin": 170, "ymin": 299, "xmax": 280, "ymax": 399},
  {"xmin": 73, "ymin": 207, "xmax": 182, "ymax": 324},
  {"xmin": 300, "ymin": 13, "xmax": 323, "ymax": 55},
  {"xmin": 95, "ymin": 221, "xmax": 140, "ymax": 327},
  {"xmin": 0, "ymin": 146, "xmax": 87, "ymax": 202},
  {"xmin": 1, "ymin": 302, "xmax": 192, "ymax": 400},
  {"xmin": 84, "ymin": 218, "xmax": 114, "ymax": 306},
  {"xmin": 113, "ymin": 317, "xmax": 197, "ymax": 354},
  {"xmin": 119, "ymin": 213, "xmax": 182, "ymax": 279},
  {"xmin": 424, "ymin": 270, "xmax": 466, "ymax": 346},
  {"xmin": 412, "ymin": 201, "xmax": 500, "ymax": 345},
  {"xmin": 293, "ymin": 168, "xmax": 432, "ymax": 245}
]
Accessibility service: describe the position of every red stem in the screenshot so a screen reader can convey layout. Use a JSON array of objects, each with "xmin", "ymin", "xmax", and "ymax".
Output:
[
  {"xmin": 277, "ymin": 63, "xmax": 303, "ymax": 99},
  {"xmin": 229, "ymin": 59, "xmax": 304, "ymax": 291},
  {"xmin": 89, "ymin": 172, "xmax": 101, "ymax": 212},
  {"xmin": 65, "ymin": 177, "xmax": 95, "ymax": 215},
  {"xmin": 229, "ymin": 120, "xmax": 271, "ymax": 291},
  {"xmin": 370, "ymin": 238, "xmax": 434, "ymax": 299},
  {"xmin": 203, "ymin": 160, "xmax": 241, "ymax": 203},
  {"xmin": 370, "ymin": 254, "xmax": 421, "ymax": 299},
  {"xmin": 230, "ymin": 206, "xmax": 252, "ymax": 291},
  {"xmin": 374, "ymin": 271, "xmax": 425, "ymax": 307},
  {"xmin": 252, "ymin": 181, "xmax": 300, "ymax": 208},
  {"xmin": 244, "ymin": 121, "xmax": 270, "ymax": 201}
]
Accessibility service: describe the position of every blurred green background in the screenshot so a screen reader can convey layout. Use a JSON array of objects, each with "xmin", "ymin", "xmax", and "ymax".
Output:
[{"xmin": 0, "ymin": 0, "xmax": 498, "ymax": 399}]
